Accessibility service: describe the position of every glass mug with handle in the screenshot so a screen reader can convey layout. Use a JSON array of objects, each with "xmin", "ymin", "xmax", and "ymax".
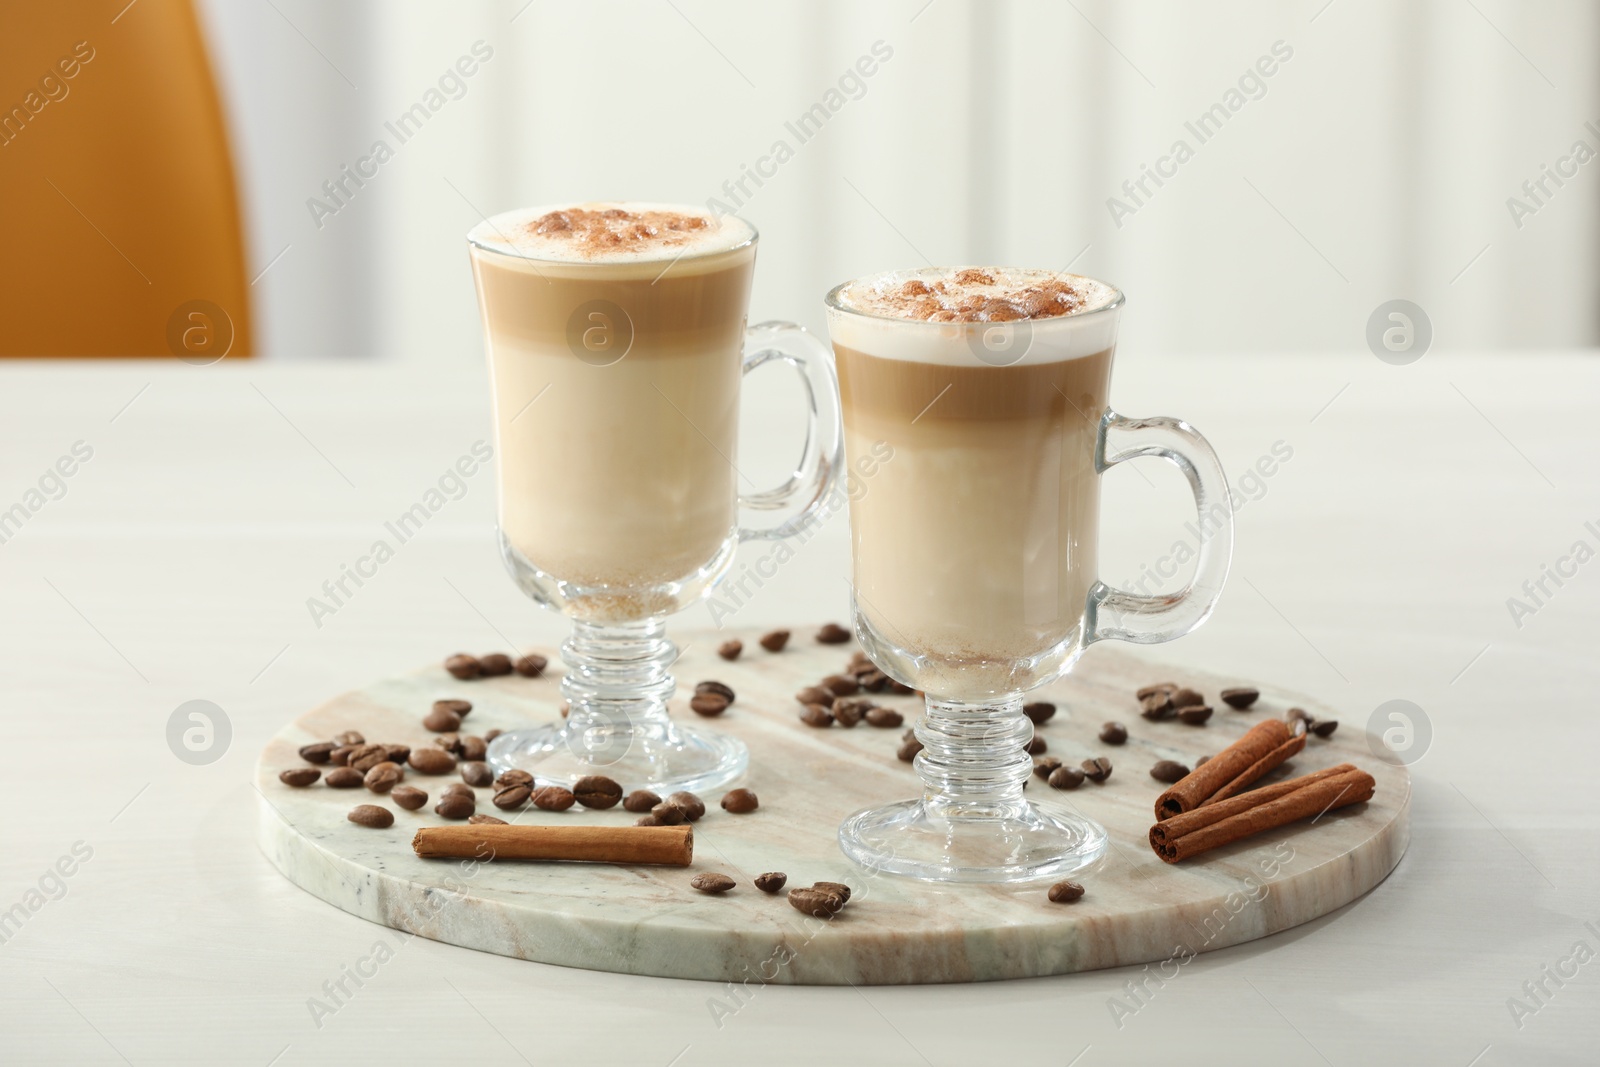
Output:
[
  {"xmin": 469, "ymin": 202, "xmax": 842, "ymax": 794},
  {"xmin": 825, "ymin": 267, "xmax": 1233, "ymax": 882}
]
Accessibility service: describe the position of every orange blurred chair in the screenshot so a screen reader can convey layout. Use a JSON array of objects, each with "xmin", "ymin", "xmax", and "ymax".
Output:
[{"xmin": 0, "ymin": 0, "xmax": 252, "ymax": 358}]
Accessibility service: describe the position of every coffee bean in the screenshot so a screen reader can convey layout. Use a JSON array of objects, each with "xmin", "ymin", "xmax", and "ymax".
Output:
[
  {"xmin": 1048, "ymin": 765, "xmax": 1084, "ymax": 790},
  {"xmin": 649, "ymin": 803, "xmax": 686, "ymax": 826},
  {"xmin": 1310, "ymin": 719, "xmax": 1339, "ymax": 738},
  {"xmin": 897, "ymin": 738, "xmax": 923, "ymax": 762},
  {"xmin": 483, "ymin": 728, "xmax": 502, "ymax": 742},
  {"xmin": 1195, "ymin": 755, "xmax": 1210, "ymax": 767},
  {"xmin": 1047, "ymin": 880, "xmax": 1085, "ymax": 904},
  {"xmin": 864, "ymin": 706, "xmax": 904, "ymax": 729},
  {"xmin": 833, "ymin": 702, "xmax": 864, "ymax": 728},
  {"xmin": 696, "ymin": 680, "xmax": 735, "ymax": 703},
  {"xmin": 1023, "ymin": 701, "xmax": 1056, "ymax": 725},
  {"xmin": 495, "ymin": 769, "xmax": 533, "ymax": 790},
  {"xmin": 666, "ymin": 792, "xmax": 705, "ymax": 821},
  {"xmin": 1171, "ymin": 687, "xmax": 1203, "ymax": 710},
  {"xmin": 391, "ymin": 785, "xmax": 428, "ymax": 810},
  {"xmin": 334, "ymin": 730, "xmax": 366, "ymax": 747},
  {"xmin": 347, "ymin": 744, "xmax": 390, "ymax": 773},
  {"xmin": 445, "ymin": 654, "xmax": 481, "ymax": 680},
  {"xmin": 299, "ymin": 742, "xmax": 336, "ymax": 765},
  {"xmin": 1099, "ymin": 722, "xmax": 1129, "ymax": 745},
  {"xmin": 1082, "ymin": 757, "xmax": 1113, "ymax": 783},
  {"xmin": 759, "ymin": 630, "xmax": 790, "ymax": 652},
  {"xmin": 461, "ymin": 761, "xmax": 493, "ymax": 787},
  {"xmin": 754, "ymin": 872, "xmax": 788, "ymax": 894},
  {"xmin": 1286, "ymin": 707, "xmax": 1314, "ymax": 725},
  {"xmin": 279, "ymin": 768, "xmax": 320, "ymax": 787},
  {"xmin": 479, "ymin": 653, "xmax": 513, "ymax": 677},
  {"xmin": 717, "ymin": 639, "xmax": 743, "ymax": 661},
  {"xmin": 814, "ymin": 881, "xmax": 851, "ymax": 903},
  {"xmin": 441, "ymin": 782, "xmax": 475, "ymax": 800},
  {"xmin": 1150, "ymin": 760, "xmax": 1190, "ymax": 783},
  {"xmin": 1136, "ymin": 682, "xmax": 1176, "ymax": 702},
  {"xmin": 325, "ymin": 767, "xmax": 365, "ymax": 788},
  {"xmin": 622, "ymin": 789, "xmax": 660, "ymax": 813},
  {"xmin": 573, "ymin": 775, "xmax": 623, "ymax": 809},
  {"xmin": 859, "ymin": 670, "xmax": 889, "ymax": 692},
  {"xmin": 1220, "ymin": 686, "xmax": 1259, "ymax": 710},
  {"xmin": 423, "ymin": 706, "xmax": 462, "ymax": 732},
  {"xmin": 816, "ymin": 622, "xmax": 852, "ymax": 644},
  {"xmin": 492, "ymin": 784, "xmax": 532, "ymax": 810},
  {"xmin": 1025, "ymin": 736, "xmax": 1047, "ymax": 756},
  {"xmin": 1034, "ymin": 756, "xmax": 1062, "ymax": 779},
  {"xmin": 720, "ymin": 788, "xmax": 758, "ymax": 813},
  {"xmin": 822, "ymin": 674, "xmax": 860, "ymax": 697},
  {"xmin": 434, "ymin": 733, "xmax": 463, "ymax": 755},
  {"xmin": 634, "ymin": 814, "xmax": 662, "ymax": 826},
  {"xmin": 434, "ymin": 794, "xmax": 474, "ymax": 819},
  {"xmin": 788, "ymin": 884, "xmax": 848, "ymax": 917},
  {"xmin": 691, "ymin": 873, "xmax": 736, "ymax": 894},
  {"xmin": 513, "ymin": 653, "xmax": 548, "ymax": 677},
  {"xmin": 796, "ymin": 685, "xmax": 835, "ymax": 708},
  {"xmin": 800, "ymin": 704, "xmax": 834, "ymax": 728},
  {"xmin": 383, "ymin": 744, "xmax": 411, "ymax": 766},
  {"xmin": 902, "ymin": 728, "xmax": 916, "ymax": 743},
  {"xmin": 348, "ymin": 804, "xmax": 393, "ymax": 828},
  {"xmin": 458, "ymin": 736, "xmax": 488, "ymax": 762},
  {"xmin": 1177, "ymin": 705, "xmax": 1213, "ymax": 726},
  {"xmin": 885, "ymin": 679, "xmax": 915, "ymax": 695},
  {"xmin": 328, "ymin": 745, "xmax": 356, "ymax": 766},
  {"xmin": 532, "ymin": 786, "xmax": 575, "ymax": 812},
  {"xmin": 468, "ymin": 814, "xmax": 508, "ymax": 825},
  {"xmin": 689, "ymin": 692, "xmax": 731, "ymax": 717},
  {"xmin": 407, "ymin": 747, "xmax": 456, "ymax": 775},
  {"xmin": 364, "ymin": 762, "xmax": 404, "ymax": 793},
  {"xmin": 1140, "ymin": 692, "xmax": 1175, "ymax": 720}
]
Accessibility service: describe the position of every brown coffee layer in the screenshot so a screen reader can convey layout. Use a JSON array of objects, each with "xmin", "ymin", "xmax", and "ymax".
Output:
[{"xmin": 834, "ymin": 344, "xmax": 1113, "ymax": 424}]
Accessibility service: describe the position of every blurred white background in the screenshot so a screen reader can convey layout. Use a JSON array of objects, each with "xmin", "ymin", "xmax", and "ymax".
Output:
[{"xmin": 199, "ymin": 0, "xmax": 1600, "ymax": 362}]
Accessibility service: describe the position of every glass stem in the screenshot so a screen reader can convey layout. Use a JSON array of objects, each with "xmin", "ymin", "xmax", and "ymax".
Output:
[
  {"xmin": 914, "ymin": 696, "xmax": 1033, "ymax": 819},
  {"xmin": 560, "ymin": 619, "xmax": 678, "ymax": 747}
]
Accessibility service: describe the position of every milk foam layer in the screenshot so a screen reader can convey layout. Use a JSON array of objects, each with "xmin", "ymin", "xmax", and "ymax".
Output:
[
  {"xmin": 469, "ymin": 202, "xmax": 754, "ymax": 264},
  {"xmin": 828, "ymin": 268, "xmax": 1121, "ymax": 366}
]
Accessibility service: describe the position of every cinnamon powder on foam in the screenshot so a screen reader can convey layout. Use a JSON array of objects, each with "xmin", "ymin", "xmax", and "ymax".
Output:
[
  {"xmin": 848, "ymin": 269, "xmax": 1105, "ymax": 323},
  {"xmin": 521, "ymin": 206, "xmax": 714, "ymax": 257}
]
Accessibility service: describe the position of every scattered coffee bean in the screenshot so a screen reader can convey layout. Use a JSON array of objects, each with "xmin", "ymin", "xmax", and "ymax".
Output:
[
  {"xmin": 423, "ymin": 705, "xmax": 463, "ymax": 732},
  {"xmin": 407, "ymin": 747, "xmax": 456, "ymax": 775},
  {"xmin": 1195, "ymin": 755, "xmax": 1211, "ymax": 767},
  {"xmin": 1099, "ymin": 722, "xmax": 1129, "ymax": 745},
  {"xmin": 754, "ymin": 872, "xmax": 788, "ymax": 894},
  {"xmin": 1286, "ymin": 707, "xmax": 1314, "ymax": 725},
  {"xmin": 383, "ymin": 744, "xmax": 411, "ymax": 765},
  {"xmin": 1150, "ymin": 760, "xmax": 1190, "ymax": 783},
  {"xmin": 299, "ymin": 742, "xmax": 336, "ymax": 765},
  {"xmin": 328, "ymin": 745, "xmax": 356, "ymax": 766},
  {"xmin": 759, "ymin": 629, "xmax": 790, "ymax": 652},
  {"xmin": 1136, "ymin": 682, "xmax": 1176, "ymax": 701},
  {"xmin": 1025, "ymin": 736, "xmax": 1048, "ymax": 756},
  {"xmin": 434, "ymin": 733, "xmax": 462, "ymax": 754},
  {"xmin": 1220, "ymin": 686, "xmax": 1259, "ymax": 710},
  {"xmin": 833, "ymin": 702, "xmax": 864, "ymax": 728},
  {"xmin": 348, "ymin": 804, "xmax": 393, "ymax": 828},
  {"xmin": 649, "ymin": 803, "xmax": 686, "ymax": 826},
  {"xmin": 859, "ymin": 670, "xmax": 889, "ymax": 692},
  {"xmin": 364, "ymin": 762, "xmax": 404, "ymax": 793},
  {"xmin": 721, "ymin": 788, "xmax": 758, "ymax": 814},
  {"xmin": 788, "ymin": 883, "xmax": 848, "ymax": 917},
  {"xmin": 816, "ymin": 622, "xmax": 852, "ymax": 644},
  {"xmin": 492, "ymin": 784, "xmax": 532, "ymax": 810},
  {"xmin": 623, "ymin": 789, "xmax": 661, "ymax": 813},
  {"xmin": 479, "ymin": 653, "xmax": 513, "ymax": 677},
  {"xmin": 347, "ymin": 744, "xmax": 390, "ymax": 773},
  {"xmin": 1081, "ymin": 757, "xmax": 1113, "ymax": 783},
  {"xmin": 532, "ymin": 786, "xmax": 575, "ymax": 812},
  {"xmin": 461, "ymin": 761, "xmax": 494, "ymax": 788},
  {"xmin": 483, "ymin": 728, "xmax": 503, "ymax": 742},
  {"xmin": 434, "ymin": 794, "xmax": 474, "ymax": 819},
  {"xmin": 440, "ymin": 782, "xmax": 475, "ymax": 800},
  {"xmin": 1034, "ymin": 756, "xmax": 1062, "ymax": 779},
  {"xmin": 689, "ymin": 692, "xmax": 731, "ymax": 717},
  {"xmin": 513, "ymin": 653, "xmax": 548, "ymax": 677},
  {"xmin": 1047, "ymin": 880, "xmax": 1085, "ymax": 904},
  {"xmin": 391, "ymin": 785, "xmax": 428, "ymax": 810},
  {"xmin": 279, "ymin": 768, "xmax": 320, "ymax": 787},
  {"xmin": 1171, "ymin": 687, "xmax": 1204, "ymax": 709},
  {"xmin": 334, "ymin": 730, "xmax": 366, "ymax": 747},
  {"xmin": 325, "ymin": 767, "xmax": 365, "ymax": 788},
  {"xmin": 885, "ymin": 679, "xmax": 916, "ymax": 695},
  {"xmin": 822, "ymin": 674, "xmax": 860, "ymax": 697},
  {"xmin": 667, "ymin": 792, "xmax": 706, "ymax": 821},
  {"xmin": 696, "ymin": 680, "xmax": 736, "ymax": 704},
  {"xmin": 468, "ymin": 814, "xmax": 508, "ymax": 825},
  {"xmin": 902, "ymin": 728, "xmax": 916, "ymax": 742},
  {"xmin": 458, "ymin": 736, "xmax": 488, "ymax": 762},
  {"xmin": 717, "ymin": 639, "xmax": 743, "ymax": 661},
  {"xmin": 815, "ymin": 881, "xmax": 851, "ymax": 902},
  {"xmin": 495, "ymin": 769, "xmax": 533, "ymax": 789},
  {"xmin": 691, "ymin": 873, "xmax": 736, "ymax": 894},
  {"xmin": 1310, "ymin": 719, "xmax": 1339, "ymax": 738},
  {"xmin": 1023, "ymin": 701, "xmax": 1057, "ymax": 725},
  {"xmin": 1140, "ymin": 692, "xmax": 1176, "ymax": 720},
  {"xmin": 444, "ymin": 654, "xmax": 481, "ymax": 680},
  {"xmin": 1177, "ymin": 705, "xmax": 1213, "ymax": 726},
  {"xmin": 796, "ymin": 685, "xmax": 835, "ymax": 708},
  {"xmin": 864, "ymin": 706, "xmax": 904, "ymax": 729},
  {"xmin": 573, "ymin": 775, "xmax": 623, "ymax": 809},
  {"xmin": 634, "ymin": 814, "xmax": 662, "ymax": 826},
  {"xmin": 897, "ymin": 738, "xmax": 923, "ymax": 762},
  {"xmin": 1048, "ymin": 765, "xmax": 1085, "ymax": 790},
  {"xmin": 800, "ymin": 704, "xmax": 835, "ymax": 728}
]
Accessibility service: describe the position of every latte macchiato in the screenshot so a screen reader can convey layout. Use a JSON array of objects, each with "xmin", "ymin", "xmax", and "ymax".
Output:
[{"xmin": 469, "ymin": 204, "xmax": 756, "ymax": 616}]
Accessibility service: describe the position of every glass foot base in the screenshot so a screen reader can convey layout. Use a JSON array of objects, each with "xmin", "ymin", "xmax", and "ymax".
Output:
[
  {"xmin": 837, "ymin": 799, "xmax": 1108, "ymax": 884},
  {"xmin": 486, "ymin": 722, "xmax": 748, "ymax": 795}
]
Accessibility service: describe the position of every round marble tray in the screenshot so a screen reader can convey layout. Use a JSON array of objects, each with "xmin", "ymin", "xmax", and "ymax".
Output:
[{"xmin": 255, "ymin": 628, "xmax": 1409, "ymax": 985}]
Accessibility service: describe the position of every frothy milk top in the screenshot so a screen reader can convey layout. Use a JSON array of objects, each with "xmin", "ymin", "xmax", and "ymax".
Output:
[
  {"xmin": 468, "ymin": 202, "xmax": 754, "ymax": 263},
  {"xmin": 828, "ymin": 267, "xmax": 1122, "ymax": 365}
]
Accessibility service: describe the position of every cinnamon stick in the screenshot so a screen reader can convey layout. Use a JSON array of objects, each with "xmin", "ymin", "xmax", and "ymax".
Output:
[
  {"xmin": 1148, "ymin": 765, "xmax": 1375, "ymax": 863},
  {"xmin": 412, "ymin": 824, "xmax": 693, "ymax": 866},
  {"xmin": 1154, "ymin": 718, "xmax": 1305, "ymax": 820}
]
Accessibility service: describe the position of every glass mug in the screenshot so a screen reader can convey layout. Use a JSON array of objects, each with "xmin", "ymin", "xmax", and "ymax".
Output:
[
  {"xmin": 825, "ymin": 268, "xmax": 1233, "ymax": 882},
  {"xmin": 468, "ymin": 202, "xmax": 842, "ymax": 794}
]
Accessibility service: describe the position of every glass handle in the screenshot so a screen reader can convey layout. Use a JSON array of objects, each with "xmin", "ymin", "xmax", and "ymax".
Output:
[
  {"xmin": 736, "ymin": 320, "xmax": 844, "ymax": 542},
  {"xmin": 1086, "ymin": 409, "xmax": 1234, "ymax": 645}
]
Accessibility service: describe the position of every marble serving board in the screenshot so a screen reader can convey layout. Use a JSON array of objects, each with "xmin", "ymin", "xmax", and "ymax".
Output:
[{"xmin": 255, "ymin": 629, "xmax": 1409, "ymax": 985}]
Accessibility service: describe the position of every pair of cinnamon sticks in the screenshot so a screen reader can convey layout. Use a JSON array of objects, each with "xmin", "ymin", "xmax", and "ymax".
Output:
[{"xmin": 1148, "ymin": 718, "xmax": 1375, "ymax": 863}]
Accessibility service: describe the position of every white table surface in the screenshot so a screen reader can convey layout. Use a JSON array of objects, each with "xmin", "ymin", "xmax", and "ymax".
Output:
[{"xmin": 0, "ymin": 353, "xmax": 1595, "ymax": 1065}]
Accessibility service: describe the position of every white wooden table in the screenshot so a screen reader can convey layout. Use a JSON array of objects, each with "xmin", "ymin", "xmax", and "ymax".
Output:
[{"xmin": 0, "ymin": 354, "xmax": 1594, "ymax": 1064}]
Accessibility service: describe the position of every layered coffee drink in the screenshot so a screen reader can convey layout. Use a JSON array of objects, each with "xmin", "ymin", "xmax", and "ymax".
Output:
[
  {"xmin": 469, "ymin": 203, "xmax": 756, "ymax": 617},
  {"xmin": 827, "ymin": 268, "xmax": 1121, "ymax": 692}
]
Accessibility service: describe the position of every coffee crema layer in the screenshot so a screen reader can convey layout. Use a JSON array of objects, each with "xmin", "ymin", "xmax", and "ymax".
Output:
[
  {"xmin": 834, "ymin": 267, "xmax": 1118, "ymax": 323},
  {"xmin": 468, "ymin": 202, "xmax": 754, "ymax": 264}
]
